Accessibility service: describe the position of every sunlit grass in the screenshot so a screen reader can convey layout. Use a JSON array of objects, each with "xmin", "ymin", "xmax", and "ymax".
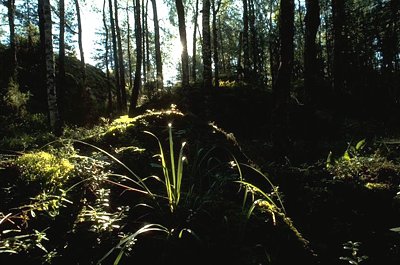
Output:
[{"xmin": 144, "ymin": 123, "xmax": 187, "ymax": 213}]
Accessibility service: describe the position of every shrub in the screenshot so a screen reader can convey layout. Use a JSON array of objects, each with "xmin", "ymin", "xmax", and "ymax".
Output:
[{"xmin": 327, "ymin": 140, "xmax": 400, "ymax": 189}]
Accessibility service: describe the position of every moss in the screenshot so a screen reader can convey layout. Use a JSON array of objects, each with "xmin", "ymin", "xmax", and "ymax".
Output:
[
  {"xmin": 15, "ymin": 151, "xmax": 74, "ymax": 190},
  {"xmin": 364, "ymin": 182, "xmax": 391, "ymax": 191}
]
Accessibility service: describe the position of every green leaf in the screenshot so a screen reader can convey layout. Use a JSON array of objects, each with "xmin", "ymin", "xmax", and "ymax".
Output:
[
  {"xmin": 343, "ymin": 150, "xmax": 351, "ymax": 161},
  {"xmin": 390, "ymin": 227, "xmax": 400, "ymax": 233},
  {"xmin": 326, "ymin": 151, "xmax": 333, "ymax": 169},
  {"xmin": 355, "ymin": 139, "xmax": 366, "ymax": 151}
]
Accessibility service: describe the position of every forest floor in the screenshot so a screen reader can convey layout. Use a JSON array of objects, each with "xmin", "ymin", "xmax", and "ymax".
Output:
[{"xmin": 1, "ymin": 86, "xmax": 400, "ymax": 265}]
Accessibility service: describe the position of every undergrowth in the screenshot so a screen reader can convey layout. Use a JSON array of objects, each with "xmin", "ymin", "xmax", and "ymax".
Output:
[{"xmin": 0, "ymin": 105, "xmax": 311, "ymax": 264}]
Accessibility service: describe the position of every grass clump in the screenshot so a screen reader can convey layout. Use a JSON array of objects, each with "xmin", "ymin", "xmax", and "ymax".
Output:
[{"xmin": 144, "ymin": 123, "xmax": 186, "ymax": 213}]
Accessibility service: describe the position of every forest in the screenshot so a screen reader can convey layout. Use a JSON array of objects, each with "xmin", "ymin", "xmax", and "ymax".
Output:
[{"xmin": 0, "ymin": 0, "xmax": 399, "ymax": 264}]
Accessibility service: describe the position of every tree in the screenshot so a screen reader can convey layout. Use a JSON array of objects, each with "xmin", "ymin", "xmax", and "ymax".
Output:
[
  {"xmin": 108, "ymin": 0, "xmax": 122, "ymax": 112},
  {"xmin": 304, "ymin": 0, "xmax": 320, "ymax": 104},
  {"xmin": 192, "ymin": 0, "xmax": 199, "ymax": 82},
  {"xmin": 129, "ymin": 0, "xmax": 142, "ymax": 115},
  {"xmin": 74, "ymin": 0, "xmax": 86, "ymax": 85},
  {"xmin": 7, "ymin": 0, "xmax": 17, "ymax": 80},
  {"xmin": 212, "ymin": 0, "xmax": 221, "ymax": 89},
  {"xmin": 114, "ymin": 0, "xmax": 127, "ymax": 112},
  {"xmin": 175, "ymin": 0, "xmax": 190, "ymax": 87},
  {"xmin": 275, "ymin": 0, "xmax": 294, "ymax": 107},
  {"xmin": 126, "ymin": 1, "xmax": 133, "ymax": 92},
  {"xmin": 39, "ymin": 0, "xmax": 61, "ymax": 135},
  {"xmin": 141, "ymin": 0, "xmax": 147, "ymax": 83},
  {"xmin": 150, "ymin": 0, "xmax": 163, "ymax": 90},
  {"xmin": 332, "ymin": 0, "xmax": 346, "ymax": 96},
  {"xmin": 202, "ymin": 0, "xmax": 212, "ymax": 90},
  {"xmin": 242, "ymin": 0, "xmax": 249, "ymax": 79},
  {"xmin": 102, "ymin": 0, "xmax": 113, "ymax": 115},
  {"xmin": 272, "ymin": 0, "xmax": 294, "ymax": 152},
  {"xmin": 248, "ymin": 0, "xmax": 257, "ymax": 75},
  {"xmin": 58, "ymin": 0, "xmax": 65, "ymax": 120}
]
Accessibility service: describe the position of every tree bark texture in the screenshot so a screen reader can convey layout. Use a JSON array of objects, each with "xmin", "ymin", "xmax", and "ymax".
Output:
[
  {"xmin": 332, "ymin": 0, "xmax": 346, "ymax": 96},
  {"xmin": 192, "ymin": 0, "xmax": 199, "ymax": 82},
  {"xmin": 58, "ymin": 0, "xmax": 65, "ymax": 120},
  {"xmin": 7, "ymin": 0, "xmax": 17, "ymax": 79},
  {"xmin": 304, "ymin": 0, "xmax": 320, "ymax": 104},
  {"xmin": 40, "ymin": 0, "xmax": 61, "ymax": 135},
  {"xmin": 74, "ymin": 0, "xmax": 86, "ymax": 84},
  {"xmin": 202, "ymin": 0, "xmax": 212, "ymax": 90},
  {"xmin": 242, "ymin": 0, "xmax": 250, "ymax": 79},
  {"xmin": 212, "ymin": 0, "xmax": 221, "ymax": 89},
  {"xmin": 175, "ymin": 0, "xmax": 190, "ymax": 87},
  {"xmin": 108, "ymin": 0, "xmax": 122, "ymax": 112},
  {"xmin": 114, "ymin": 0, "xmax": 127, "ymax": 112},
  {"xmin": 103, "ymin": 0, "xmax": 113, "ymax": 115},
  {"xmin": 129, "ymin": 0, "xmax": 142, "ymax": 115},
  {"xmin": 150, "ymin": 0, "xmax": 163, "ymax": 90}
]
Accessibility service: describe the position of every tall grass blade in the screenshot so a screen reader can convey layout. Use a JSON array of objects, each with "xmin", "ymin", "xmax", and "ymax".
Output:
[
  {"xmin": 168, "ymin": 123, "xmax": 176, "ymax": 197},
  {"xmin": 98, "ymin": 223, "xmax": 169, "ymax": 265},
  {"xmin": 176, "ymin": 142, "xmax": 186, "ymax": 204},
  {"xmin": 68, "ymin": 139, "xmax": 153, "ymax": 197}
]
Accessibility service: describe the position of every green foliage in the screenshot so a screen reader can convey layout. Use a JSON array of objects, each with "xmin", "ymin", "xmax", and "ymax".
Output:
[
  {"xmin": 327, "ymin": 140, "xmax": 400, "ymax": 189},
  {"xmin": 14, "ymin": 151, "xmax": 74, "ymax": 190},
  {"xmin": 0, "ymin": 229, "xmax": 50, "ymax": 255},
  {"xmin": 76, "ymin": 188, "xmax": 128, "ymax": 233},
  {"xmin": 0, "ymin": 107, "xmax": 318, "ymax": 264},
  {"xmin": 3, "ymin": 79, "xmax": 30, "ymax": 115},
  {"xmin": 18, "ymin": 189, "xmax": 72, "ymax": 219},
  {"xmin": 236, "ymin": 163, "xmax": 309, "ymax": 246},
  {"xmin": 219, "ymin": 80, "xmax": 241, "ymax": 89},
  {"xmin": 0, "ymin": 113, "xmax": 53, "ymax": 150},
  {"xmin": 144, "ymin": 123, "xmax": 187, "ymax": 213}
]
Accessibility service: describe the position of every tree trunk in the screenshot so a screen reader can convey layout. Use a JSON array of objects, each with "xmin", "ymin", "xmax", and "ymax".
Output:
[
  {"xmin": 219, "ymin": 19, "xmax": 226, "ymax": 75},
  {"xmin": 38, "ymin": 0, "xmax": 45, "ymax": 52},
  {"xmin": 7, "ymin": 0, "xmax": 17, "ymax": 79},
  {"xmin": 242, "ymin": 0, "xmax": 250, "ymax": 79},
  {"xmin": 275, "ymin": 0, "xmax": 294, "ymax": 106},
  {"xmin": 145, "ymin": 0, "xmax": 150, "ymax": 82},
  {"xmin": 392, "ymin": 0, "xmax": 399, "ymax": 71},
  {"xmin": 212, "ymin": 0, "xmax": 221, "ymax": 89},
  {"xmin": 249, "ymin": 0, "xmax": 258, "ymax": 74},
  {"xmin": 58, "ymin": 0, "xmax": 65, "ymax": 121},
  {"xmin": 202, "ymin": 0, "xmax": 212, "ymax": 90},
  {"xmin": 237, "ymin": 31, "xmax": 243, "ymax": 79},
  {"xmin": 268, "ymin": 0, "xmax": 275, "ymax": 87},
  {"xmin": 40, "ymin": 0, "xmax": 61, "ymax": 135},
  {"xmin": 332, "ymin": 0, "xmax": 346, "ymax": 96},
  {"xmin": 74, "ymin": 0, "xmax": 86, "ymax": 86},
  {"xmin": 103, "ymin": 0, "xmax": 113, "ymax": 115},
  {"xmin": 272, "ymin": 0, "xmax": 294, "ymax": 153},
  {"xmin": 25, "ymin": 0, "xmax": 34, "ymax": 48},
  {"xmin": 304, "ymin": 0, "xmax": 320, "ymax": 104},
  {"xmin": 126, "ymin": 2, "xmax": 133, "ymax": 92},
  {"xmin": 150, "ymin": 0, "xmax": 163, "ymax": 90},
  {"xmin": 192, "ymin": 0, "xmax": 199, "ymax": 82},
  {"xmin": 175, "ymin": 0, "xmax": 190, "ymax": 87},
  {"xmin": 129, "ymin": 0, "xmax": 142, "ymax": 115},
  {"xmin": 108, "ymin": 0, "xmax": 122, "ymax": 112},
  {"xmin": 114, "ymin": 0, "xmax": 127, "ymax": 112},
  {"xmin": 142, "ymin": 0, "xmax": 147, "ymax": 84}
]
